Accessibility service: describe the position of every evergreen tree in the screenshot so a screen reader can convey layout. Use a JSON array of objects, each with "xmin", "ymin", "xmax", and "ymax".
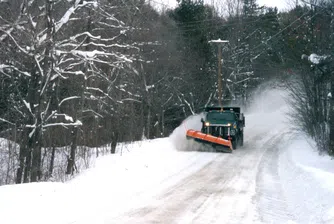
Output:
[{"xmin": 169, "ymin": 0, "xmax": 226, "ymax": 112}]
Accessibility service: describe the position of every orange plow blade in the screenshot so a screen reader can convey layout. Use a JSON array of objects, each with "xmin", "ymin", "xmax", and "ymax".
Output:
[{"xmin": 186, "ymin": 129, "xmax": 233, "ymax": 151}]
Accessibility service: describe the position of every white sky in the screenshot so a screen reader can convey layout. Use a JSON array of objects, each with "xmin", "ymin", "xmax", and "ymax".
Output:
[
  {"xmin": 153, "ymin": 0, "xmax": 293, "ymax": 12},
  {"xmin": 257, "ymin": 0, "xmax": 292, "ymax": 10}
]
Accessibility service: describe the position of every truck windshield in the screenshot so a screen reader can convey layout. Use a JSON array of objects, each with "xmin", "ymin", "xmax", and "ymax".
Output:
[{"xmin": 207, "ymin": 112, "xmax": 236, "ymax": 121}]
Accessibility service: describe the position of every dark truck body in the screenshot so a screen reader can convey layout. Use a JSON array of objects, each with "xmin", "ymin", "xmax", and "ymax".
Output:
[{"xmin": 186, "ymin": 106, "xmax": 245, "ymax": 152}]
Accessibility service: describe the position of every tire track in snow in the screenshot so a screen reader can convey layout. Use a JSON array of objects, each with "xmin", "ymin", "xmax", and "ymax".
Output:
[
  {"xmin": 189, "ymin": 133, "xmax": 269, "ymax": 224},
  {"xmin": 254, "ymin": 134, "xmax": 295, "ymax": 223},
  {"xmin": 109, "ymin": 154, "xmax": 231, "ymax": 224},
  {"xmin": 110, "ymin": 133, "xmax": 265, "ymax": 224},
  {"xmin": 103, "ymin": 149, "xmax": 220, "ymax": 222},
  {"xmin": 107, "ymin": 132, "xmax": 294, "ymax": 223}
]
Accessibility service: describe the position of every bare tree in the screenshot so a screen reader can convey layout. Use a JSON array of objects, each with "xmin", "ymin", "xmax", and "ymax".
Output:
[{"xmin": 0, "ymin": 0, "xmax": 141, "ymax": 182}]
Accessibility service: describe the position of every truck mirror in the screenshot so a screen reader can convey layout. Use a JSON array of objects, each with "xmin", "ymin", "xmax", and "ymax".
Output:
[{"xmin": 201, "ymin": 118, "xmax": 204, "ymax": 123}]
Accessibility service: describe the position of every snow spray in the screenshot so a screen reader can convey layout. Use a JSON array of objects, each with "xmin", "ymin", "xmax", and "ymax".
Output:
[{"xmin": 169, "ymin": 113, "xmax": 205, "ymax": 151}]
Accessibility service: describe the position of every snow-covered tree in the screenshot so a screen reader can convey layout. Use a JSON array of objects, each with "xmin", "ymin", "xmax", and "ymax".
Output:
[
  {"xmin": 223, "ymin": 1, "xmax": 281, "ymax": 106},
  {"xmin": 0, "ymin": 0, "xmax": 140, "ymax": 182},
  {"xmin": 285, "ymin": 1, "xmax": 334, "ymax": 155}
]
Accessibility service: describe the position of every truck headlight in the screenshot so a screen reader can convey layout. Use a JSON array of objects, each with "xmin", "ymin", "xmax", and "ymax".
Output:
[{"xmin": 205, "ymin": 122, "xmax": 210, "ymax": 126}]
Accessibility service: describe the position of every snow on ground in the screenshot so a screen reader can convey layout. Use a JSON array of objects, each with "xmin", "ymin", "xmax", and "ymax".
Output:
[
  {"xmin": 0, "ymin": 137, "xmax": 219, "ymax": 224},
  {"xmin": 0, "ymin": 87, "xmax": 333, "ymax": 224},
  {"xmin": 69, "ymin": 138, "xmax": 220, "ymax": 223},
  {"xmin": 279, "ymin": 135, "xmax": 334, "ymax": 224},
  {"xmin": 248, "ymin": 88, "xmax": 334, "ymax": 223}
]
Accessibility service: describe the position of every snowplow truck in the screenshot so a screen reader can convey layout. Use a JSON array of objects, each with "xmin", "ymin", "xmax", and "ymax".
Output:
[{"xmin": 186, "ymin": 106, "xmax": 245, "ymax": 152}]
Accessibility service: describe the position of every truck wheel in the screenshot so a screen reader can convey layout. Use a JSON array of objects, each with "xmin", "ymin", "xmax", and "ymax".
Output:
[
  {"xmin": 232, "ymin": 139, "xmax": 237, "ymax": 150},
  {"xmin": 240, "ymin": 133, "xmax": 244, "ymax": 147}
]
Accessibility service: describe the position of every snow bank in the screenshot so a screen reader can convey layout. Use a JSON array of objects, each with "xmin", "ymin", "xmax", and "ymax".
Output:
[
  {"xmin": 244, "ymin": 86, "xmax": 334, "ymax": 223},
  {"xmin": 245, "ymin": 86, "xmax": 334, "ymax": 223},
  {"xmin": 70, "ymin": 138, "xmax": 219, "ymax": 223},
  {"xmin": 0, "ymin": 182, "xmax": 69, "ymax": 224},
  {"xmin": 279, "ymin": 135, "xmax": 334, "ymax": 224},
  {"xmin": 0, "ymin": 138, "xmax": 218, "ymax": 224}
]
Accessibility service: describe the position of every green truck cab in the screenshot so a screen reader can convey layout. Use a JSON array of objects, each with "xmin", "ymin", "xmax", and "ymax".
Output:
[{"xmin": 201, "ymin": 107, "xmax": 245, "ymax": 149}]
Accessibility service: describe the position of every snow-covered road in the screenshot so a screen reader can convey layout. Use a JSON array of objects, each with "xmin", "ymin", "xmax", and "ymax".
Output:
[
  {"xmin": 110, "ymin": 138, "xmax": 275, "ymax": 224},
  {"xmin": 1, "ymin": 89, "xmax": 333, "ymax": 224},
  {"xmin": 107, "ymin": 104, "xmax": 295, "ymax": 224}
]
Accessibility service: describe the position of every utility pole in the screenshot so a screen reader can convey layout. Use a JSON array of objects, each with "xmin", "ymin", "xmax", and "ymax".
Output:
[
  {"xmin": 209, "ymin": 39, "xmax": 229, "ymax": 107},
  {"xmin": 329, "ymin": 10, "xmax": 334, "ymax": 154}
]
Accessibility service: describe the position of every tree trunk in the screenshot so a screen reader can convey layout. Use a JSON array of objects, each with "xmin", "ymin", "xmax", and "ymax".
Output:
[
  {"xmin": 146, "ymin": 106, "xmax": 151, "ymax": 139},
  {"xmin": 23, "ymin": 148, "xmax": 31, "ymax": 183},
  {"xmin": 48, "ymin": 146, "xmax": 56, "ymax": 178},
  {"xmin": 65, "ymin": 10, "xmax": 92, "ymax": 174},
  {"xmin": 24, "ymin": 70, "xmax": 38, "ymax": 183},
  {"xmin": 16, "ymin": 127, "xmax": 26, "ymax": 184},
  {"xmin": 161, "ymin": 108, "xmax": 165, "ymax": 136},
  {"xmin": 30, "ymin": 145, "xmax": 41, "ymax": 182},
  {"xmin": 110, "ymin": 132, "xmax": 118, "ymax": 154},
  {"xmin": 66, "ymin": 127, "xmax": 78, "ymax": 175},
  {"xmin": 140, "ymin": 102, "xmax": 145, "ymax": 139},
  {"xmin": 329, "ymin": 13, "xmax": 334, "ymax": 154},
  {"xmin": 30, "ymin": 0, "xmax": 54, "ymax": 182},
  {"xmin": 329, "ymin": 75, "xmax": 334, "ymax": 154},
  {"xmin": 30, "ymin": 124, "xmax": 42, "ymax": 182},
  {"xmin": 6, "ymin": 139, "xmax": 12, "ymax": 184},
  {"xmin": 16, "ymin": 144, "xmax": 25, "ymax": 184}
]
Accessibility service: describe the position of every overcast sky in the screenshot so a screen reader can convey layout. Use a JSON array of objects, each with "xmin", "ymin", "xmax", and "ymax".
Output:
[{"xmin": 154, "ymin": 0, "xmax": 293, "ymax": 12}]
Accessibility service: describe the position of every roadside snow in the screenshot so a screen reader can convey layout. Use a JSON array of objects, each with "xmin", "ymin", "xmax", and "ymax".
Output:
[
  {"xmin": 327, "ymin": 207, "xmax": 334, "ymax": 223},
  {"xmin": 0, "ymin": 138, "xmax": 219, "ymax": 224},
  {"xmin": 279, "ymin": 135, "xmax": 334, "ymax": 224},
  {"xmin": 285, "ymin": 137, "xmax": 334, "ymax": 192},
  {"xmin": 0, "ymin": 183, "xmax": 69, "ymax": 224}
]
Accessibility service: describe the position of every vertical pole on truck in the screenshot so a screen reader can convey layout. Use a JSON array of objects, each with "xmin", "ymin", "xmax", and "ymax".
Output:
[{"xmin": 209, "ymin": 39, "xmax": 229, "ymax": 107}]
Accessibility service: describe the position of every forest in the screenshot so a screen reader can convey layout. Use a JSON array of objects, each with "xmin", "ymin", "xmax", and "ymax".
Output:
[{"xmin": 0, "ymin": 0, "xmax": 333, "ymax": 185}]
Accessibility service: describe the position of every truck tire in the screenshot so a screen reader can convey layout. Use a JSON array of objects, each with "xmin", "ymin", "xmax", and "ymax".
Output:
[
  {"xmin": 232, "ymin": 138, "xmax": 237, "ymax": 150},
  {"xmin": 240, "ymin": 132, "xmax": 244, "ymax": 147}
]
